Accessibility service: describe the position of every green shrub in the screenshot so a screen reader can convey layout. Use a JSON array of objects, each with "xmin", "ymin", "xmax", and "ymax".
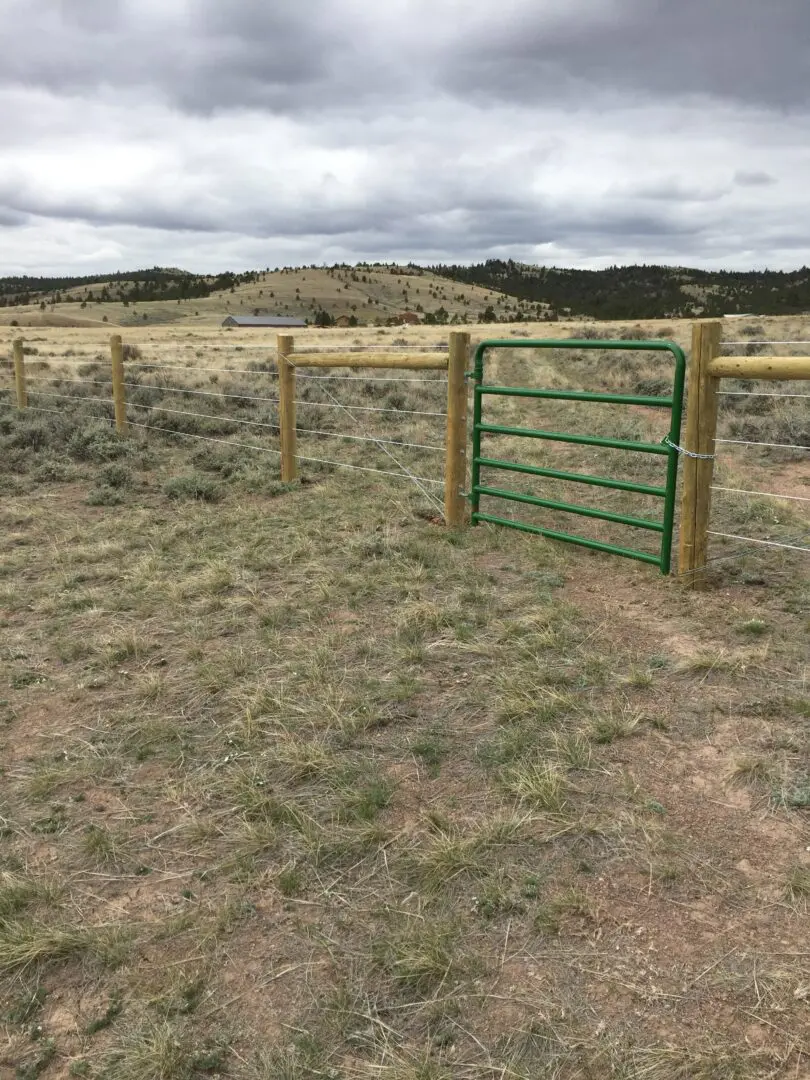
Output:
[
  {"xmin": 6, "ymin": 418, "xmax": 65, "ymax": 452},
  {"xmin": 163, "ymin": 474, "xmax": 223, "ymax": 503},
  {"xmin": 32, "ymin": 459, "xmax": 75, "ymax": 483},
  {"xmin": 68, "ymin": 425, "xmax": 132, "ymax": 463},
  {"xmin": 98, "ymin": 463, "xmax": 134, "ymax": 489},
  {"xmin": 191, "ymin": 446, "xmax": 242, "ymax": 477},
  {"xmin": 87, "ymin": 487, "xmax": 126, "ymax": 507}
]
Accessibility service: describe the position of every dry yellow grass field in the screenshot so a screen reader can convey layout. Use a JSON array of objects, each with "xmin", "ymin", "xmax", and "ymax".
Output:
[{"xmin": 1, "ymin": 316, "xmax": 808, "ymax": 1078}]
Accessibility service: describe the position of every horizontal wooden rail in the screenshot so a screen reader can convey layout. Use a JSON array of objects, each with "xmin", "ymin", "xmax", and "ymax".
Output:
[
  {"xmin": 289, "ymin": 352, "xmax": 449, "ymax": 371},
  {"xmin": 708, "ymin": 355, "xmax": 810, "ymax": 380},
  {"xmin": 277, "ymin": 333, "xmax": 469, "ymax": 527}
]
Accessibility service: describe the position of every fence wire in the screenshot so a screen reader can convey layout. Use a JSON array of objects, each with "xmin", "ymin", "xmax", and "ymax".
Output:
[
  {"xmin": 125, "ymin": 401, "xmax": 281, "ymax": 431},
  {"xmin": 715, "ymin": 438, "xmax": 810, "ymax": 452},
  {"xmin": 711, "ymin": 485, "xmax": 810, "ymax": 504},
  {"xmin": 2, "ymin": 356, "xmax": 447, "ymax": 512},
  {"xmin": 707, "ymin": 530, "xmax": 810, "ymax": 554},
  {"xmin": 295, "ymin": 426, "xmax": 444, "ymax": 452},
  {"xmin": 295, "ymin": 372, "xmax": 445, "ymax": 384}
]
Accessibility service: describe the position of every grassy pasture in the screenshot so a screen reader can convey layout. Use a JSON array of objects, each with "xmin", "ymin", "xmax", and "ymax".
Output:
[{"xmin": 0, "ymin": 322, "xmax": 808, "ymax": 1078}]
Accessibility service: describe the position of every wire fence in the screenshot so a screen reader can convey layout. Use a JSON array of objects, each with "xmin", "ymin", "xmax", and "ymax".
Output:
[
  {"xmin": 3, "ymin": 329, "xmax": 808, "ymax": 569},
  {"xmin": 0, "ymin": 342, "xmax": 450, "ymax": 513},
  {"xmin": 697, "ymin": 338, "xmax": 810, "ymax": 565}
]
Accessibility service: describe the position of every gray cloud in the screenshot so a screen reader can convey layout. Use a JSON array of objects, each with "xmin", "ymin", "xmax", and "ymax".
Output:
[
  {"xmin": 444, "ymin": 0, "xmax": 810, "ymax": 110},
  {"xmin": 0, "ymin": 165, "xmax": 718, "ymax": 263},
  {"xmin": 0, "ymin": 206, "xmax": 27, "ymax": 227},
  {"xmin": 6, "ymin": 0, "xmax": 809, "ymax": 117},
  {"xmin": 0, "ymin": 1, "xmax": 809, "ymax": 274},
  {"xmin": 2, "ymin": 0, "xmax": 374, "ymax": 115},
  {"xmin": 734, "ymin": 170, "xmax": 778, "ymax": 187}
]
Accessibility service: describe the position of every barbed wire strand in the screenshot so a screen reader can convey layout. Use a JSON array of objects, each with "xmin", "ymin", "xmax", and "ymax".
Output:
[
  {"xmin": 133, "ymin": 361, "xmax": 280, "ymax": 376},
  {"xmin": 124, "ymin": 418, "xmax": 443, "ymax": 491},
  {"xmin": 711, "ymin": 485, "xmax": 810, "ymax": 504},
  {"xmin": 718, "ymin": 391, "xmax": 810, "ymax": 399},
  {"xmin": 122, "ymin": 383, "xmax": 281, "ymax": 404},
  {"xmin": 296, "ymin": 399, "xmax": 446, "ymax": 417},
  {"xmin": 295, "ymin": 426, "xmax": 444, "ymax": 452},
  {"xmin": 676, "ymin": 526, "xmax": 810, "ymax": 577},
  {"xmin": 310, "ymin": 381, "xmax": 446, "ymax": 514},
  {"xmin": 715, "ymin": 438, "xmax": 810, "ymax": 452},
  {"xmin": 125, "ymin": 419, "xmax": 281, "ymax": 456},
  {"xmin": 22, "ymin": 376, "xmax": 450, "ymax": 419},
  {"xmin": 295, "ymin": 453, "xmax": 444, "ymax": 487},
  {"xmin": 28, "ymin": 390, "xmax": 117, "ymax": 407},
  {"xmin": 125, "ymin": 401, "xmax": 280, "ymax": 431},
  {"xmin": 721, "ymin": 340, "xmax": 810, "ymax": 346},
  {"xmin": 125, "ymin": 382, "xmax": 446, "ymax": 417},
  {"xmin": 22, "ymin": 375, "xmax": 107, "ymax": 386},
  {"xmin": 707, "ymin": 531, "xmax": 810, "ymax": 554},
  {"xmin": 294, "ymin": 372, "xmax": 446, "ymax": 384},
  {"xmin": 33, "ymin": 359, "xmax": 279, "ymax": 377},
  {"xmin": 0, "ymin": 400, "xmax": 111, "ymax": 422}
]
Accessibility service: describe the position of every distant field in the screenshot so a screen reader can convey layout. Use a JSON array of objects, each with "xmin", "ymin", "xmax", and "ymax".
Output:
[{"xmin": 1, "ymin": 320, "xmax": 808, "ymax": 1078}]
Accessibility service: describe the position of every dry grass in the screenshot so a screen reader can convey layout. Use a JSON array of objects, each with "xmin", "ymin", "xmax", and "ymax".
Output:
[{"xmin": 0, "ymin": 322, "xmax": 809, "ymax": 1078}]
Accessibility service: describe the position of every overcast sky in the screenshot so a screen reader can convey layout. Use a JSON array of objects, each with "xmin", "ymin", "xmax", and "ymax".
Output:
[{"xmin": 1, "ymin": 0, "xmax": 809, "ymax": 275}]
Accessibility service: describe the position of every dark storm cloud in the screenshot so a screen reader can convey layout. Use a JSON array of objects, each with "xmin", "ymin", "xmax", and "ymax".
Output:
[
  {"xmin": 6, "ymin": 0, "xmax": 809, "ymax": 117},
  {"xmin": 2, "ymin": 0, "xmax": 353, "ymax": 114},
  {"xmin": 0, "ymin": 0, "xmax": 807, "ymax": 273},
  {"xmin": 445, "ymin": 0, "xmax": 810, "ymax": 110}
]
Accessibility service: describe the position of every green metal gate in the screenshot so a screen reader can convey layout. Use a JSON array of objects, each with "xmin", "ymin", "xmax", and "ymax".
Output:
[{"xmin": 470, "ymin": 339, "xmax": 687, "ymax": 574}]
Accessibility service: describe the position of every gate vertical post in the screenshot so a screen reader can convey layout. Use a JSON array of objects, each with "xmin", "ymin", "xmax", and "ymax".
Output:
[
  {"xmin": 445, "ymin": 331, "xmax": 470, "ymax": 527},
  {"xmin": 13, "ymin": 338, "xmax": 27, "ymax": 410},
  {"xmin": 277, "ymin": 334, "xmax": 298, "ymax": 482},
  {"xmin": 469, "ymin": 342, "xmax": 485, "ymax": 525},
  {"xmin": 678, "ymin": 320, "xmax": 721, "ymax": 587}
]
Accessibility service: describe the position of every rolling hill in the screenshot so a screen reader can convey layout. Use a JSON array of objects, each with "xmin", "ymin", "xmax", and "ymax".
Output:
[{"xmin": 2, "ymin": 260, "xmax": 810, "ymax": 328}]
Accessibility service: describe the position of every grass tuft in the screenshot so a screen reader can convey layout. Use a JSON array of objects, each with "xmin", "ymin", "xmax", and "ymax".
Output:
[{"xmin": 500, "ymin": 762, "xmax": 567, "ymax": 811}]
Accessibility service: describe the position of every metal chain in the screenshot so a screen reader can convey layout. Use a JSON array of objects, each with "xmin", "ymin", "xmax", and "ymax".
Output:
[{"xmin": 663, "ymin": 436, "xmax": 716, "ymax": 460}]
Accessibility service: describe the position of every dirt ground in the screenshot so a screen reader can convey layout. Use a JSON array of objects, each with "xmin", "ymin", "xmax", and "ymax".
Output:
[{"xmin": 1, "ymin": 323, "xmax": 808, "ymax": 1078}]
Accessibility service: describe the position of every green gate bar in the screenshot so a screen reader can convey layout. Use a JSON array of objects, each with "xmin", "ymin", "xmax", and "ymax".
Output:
[
  {"xmin": 470, "ymin": 338, "xmax": 686, "ymax": 574},
  {"xmin": 473, "ymin": 456, "xmax": 668, "ymax": 498},
  {"xmin": 475, "ymin": 422, "xmax": 669, "ymax": 456}
]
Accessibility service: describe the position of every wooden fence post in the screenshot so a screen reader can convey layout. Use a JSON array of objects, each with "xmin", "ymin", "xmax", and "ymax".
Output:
[
  {"xmin": 13, "ymin": 338, "xmax": 27, "ymax": 410},
  {"xmin": 445, "ymin": 331, "xmax": 470, "ymax": 527},
  {"xmin": 277, "ymin": 334, "xmax": 298, "ymax": 482},
  {"xmin": 678, "ymin": 320, "xmax": 721, "ymax": 587},
  {"xmin": 110, "ymin": 335, "xmax": 128, "ymax": 434}
]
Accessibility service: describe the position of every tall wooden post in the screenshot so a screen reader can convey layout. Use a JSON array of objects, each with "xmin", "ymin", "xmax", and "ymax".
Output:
[
  {"xmin": 110, "ymin": 335, "xmax": 128, "ymax": 434},
  {"xmin": 277, "ymin": 334, "xmax": 298, "ymax": 482},
  {"xmin": 445, "ymin": 331, "xmax": 470, "ymax": 527},
  {"xmin": 13, "ymin": 338, "xmax": 27, "ymax": 410},
  {"xmin": 678, "ymin": 320, "xmax": 721, "ymax": 587}
]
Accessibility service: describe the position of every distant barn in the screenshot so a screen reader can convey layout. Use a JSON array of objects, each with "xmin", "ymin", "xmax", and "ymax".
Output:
[{"xmin": 222, "ymin": 315, "xmax": 307, "ymax": 328}]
